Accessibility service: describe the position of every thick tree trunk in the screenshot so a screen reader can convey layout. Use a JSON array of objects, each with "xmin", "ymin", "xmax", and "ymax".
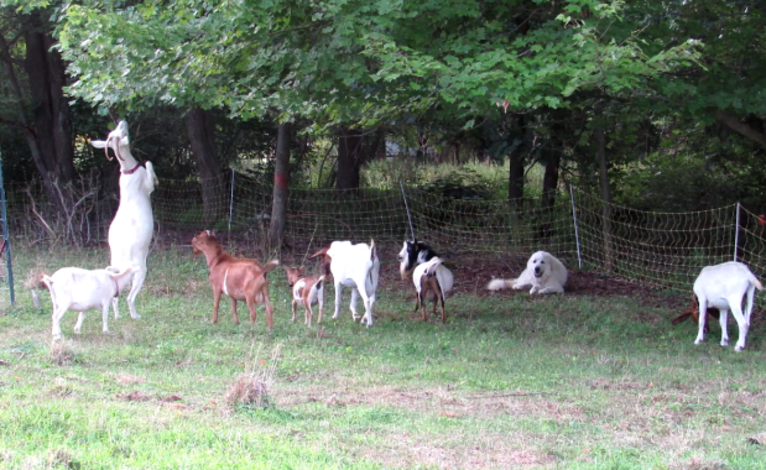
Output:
[
  {"xmin": 336, "ymin": 126, "xmax": 363, "ymax": 191},
  {"xmin": 24, "ymin": 12, "xmax": 74, "ymax": 188},
  {"xmin": 508, "ymin": 115, "xmax": 526, "ymax": 212},
  {"xmin": 541, "ymin": 152, "xmax": 560, "ymax": 210},
  {"xmin": 184, "ymin": 107, "xmax": 223, "ymax": 225},
  {"xmin": 595, "ymin": 118, "xmax": 614, "ymax": 271},
  {"xmin": 268, "ymin": 121, "xmax": 292, "ymax": 252}
]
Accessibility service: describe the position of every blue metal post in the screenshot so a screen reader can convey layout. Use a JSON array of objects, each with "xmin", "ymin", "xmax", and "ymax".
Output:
[{"xmin": 0, "ymin": 154, "xmax": 15, "ymax": 305}]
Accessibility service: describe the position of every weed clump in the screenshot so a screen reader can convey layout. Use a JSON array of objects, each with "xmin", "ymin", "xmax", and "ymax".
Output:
[{"xmin": 224, "ymin": 342, "xmax": 280, "ymax": 411}]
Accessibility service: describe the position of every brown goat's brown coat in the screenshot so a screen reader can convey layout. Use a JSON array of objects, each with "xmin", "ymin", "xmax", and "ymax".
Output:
[
  {"xmin": 191, "ymin": 230, "xmax": 278, "ymax": 328},
  {"xmin": 672, "ymin": 294, "xmax": 720, "ymax": 332}
]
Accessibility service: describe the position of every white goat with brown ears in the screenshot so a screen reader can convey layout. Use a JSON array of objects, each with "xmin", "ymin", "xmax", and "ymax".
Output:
[{"xmin": 91, "ymin": 121, "xmax": 158, "ymax": 320}]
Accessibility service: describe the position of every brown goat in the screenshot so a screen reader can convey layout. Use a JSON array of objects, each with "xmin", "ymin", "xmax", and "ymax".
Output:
[
  {"xmin": 191, "ymin": 230, "xmax": 278, "ymax": 328},
  {"xmin": 284, "ymin": 265, "xmax": 325, "ymax": 327},
  {"xmin": 672, "ymin": 294, "xmax": 720, "ymax": 332}
]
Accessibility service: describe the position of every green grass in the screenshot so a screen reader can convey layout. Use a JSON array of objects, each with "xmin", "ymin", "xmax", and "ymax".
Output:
[{"xmin": 2, "ymin": 245, "xmax": 766, "ymax": 469}]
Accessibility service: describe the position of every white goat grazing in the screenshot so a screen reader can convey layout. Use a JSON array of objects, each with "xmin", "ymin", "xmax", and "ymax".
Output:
[
  {"xmin": 43, "ymin": 266, "xmax": 138, "ymax": 340},
  {"xmin": 310, "ymin": 240, "xmax": 381, "ymax": 327},
  {"xmin": 91, "ymin": 121, "xmax": 158, "ymax": 320},
  {"xmin": 693, "ymin": 261, "xmax": 762, "ymax": 352}
]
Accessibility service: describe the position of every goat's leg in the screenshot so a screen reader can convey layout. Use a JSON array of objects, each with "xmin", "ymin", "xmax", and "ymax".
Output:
[
  {"xmin": 719, "ymin": 309, "xmax": 730, "ymax": 347},
  {"xmin": 262, "ymin": 289, "xmax": 274, "ymax": 330},
  {"xmin": 101, "ymin": 301, "xmax": 111, "ymax": 334},
  {"xmin": 245, "ymin": 294, "xmax": 257, "ymax": 324},
  {"xmin": 728, "ymin": 299, "xmax": 749, "ymax": 352},
  {"xmin": 316, "ymin": 289, "xmax": 324, "ymax": 324},
  {"xmin": 230, "ymin": 298, "xmax": 240, "ymax": 324},
  {"xmin": 694, "ymin": 297, "xmax": 708, "ymax": 345},
  {"xmin": 332, "ymin": 280, "xmax": 343, "ymax": 319},
  {"xmin": 305, "ymin": 302, "xmax": 313, "ymax": 327},
  {"xmin": 125, "ymin": 268, "xmax": 145, "ymax": 319},
  {"xmin": 291, "ymin": 299, "xmax": 298, "ymax": 323},
  {"xmin": 73, "ymin": 312, "xmax": 87, "ymax": 334},
  {"xmin": 357, "ymin": 287, "xmax": 375, "ymax": 327},
  {"xmin": 111, "ymin": 297, "xmax": 121, "ymax": 319},
  {"xmin": 349, "ymin": 288, "xmax": 361, "ymax": 322},
  {"xmin": 212, "ymin": 290, "xmax": 222, "ymax": 323},
  {"xmin": 51, "ymin": 305, "xmax": 67, "ymax": 340}
]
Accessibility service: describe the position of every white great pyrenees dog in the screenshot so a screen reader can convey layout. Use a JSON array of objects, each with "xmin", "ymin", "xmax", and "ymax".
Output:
[{"xmin": 487, "ymin": 251, "xmax": 567, "ymax": 294}]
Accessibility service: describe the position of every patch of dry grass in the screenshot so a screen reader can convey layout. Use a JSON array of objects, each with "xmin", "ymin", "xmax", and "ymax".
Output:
[{"xmin": 224, "ymin": 342, "xmax": 281, "ymax": 411}]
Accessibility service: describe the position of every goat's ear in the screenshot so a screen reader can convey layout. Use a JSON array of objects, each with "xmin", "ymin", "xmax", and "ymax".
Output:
[
  {"xmin": 672, "ymin": 313, "xmax": 691, "ymax": 325},
  {"xmin": 90, "ymin": 139, "xmax": 107, "ymax": 149},
  {"xmin": 298, "ymin": 265, "xmax": 306, "ymax": 273}
]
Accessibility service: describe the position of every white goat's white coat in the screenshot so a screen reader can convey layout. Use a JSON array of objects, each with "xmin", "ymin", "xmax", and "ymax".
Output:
[
  {"xmin": 91, "ymin": 121, "xmax": 157, "ymax": 319},
  {"xmin": 693, "ymin": 261, "xmax": 762, "ymax": 352},
  {"xmin": 326, "ymin": 240, "xmax": 380, "ymax": 327},
  {"xmin": 44, "ymin": 266, "xmax": 137, "ymax": 340}
]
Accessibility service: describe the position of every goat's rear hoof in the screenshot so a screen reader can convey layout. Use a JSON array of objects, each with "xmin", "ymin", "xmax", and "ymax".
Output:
[{"xmin": 130, "ymin": 314, "xmax": 141, "ymax": 320}]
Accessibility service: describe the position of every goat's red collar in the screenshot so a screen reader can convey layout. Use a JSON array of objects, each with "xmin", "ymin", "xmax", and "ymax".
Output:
[{"xmin": 122, "ymin": 163, "xmax": 142, "ymax": 175}]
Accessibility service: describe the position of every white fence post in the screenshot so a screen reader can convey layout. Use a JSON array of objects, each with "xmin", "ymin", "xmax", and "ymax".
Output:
[
  {"xmin": 734, "ymin": 202, "xmax": 741, "ymax": 262},
  {"xmin": 569, "ymin": 184, "xmax": 583, "ymax": 269},
  {"xmin": 228, "ymin": 169, "xmax": 235, "ymax": 233}
]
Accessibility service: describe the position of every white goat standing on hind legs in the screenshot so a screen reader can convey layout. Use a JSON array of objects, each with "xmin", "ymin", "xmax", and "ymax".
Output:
[{"xmin": 90, "ymin": 120, "xmax": 158, "ymax": 320}]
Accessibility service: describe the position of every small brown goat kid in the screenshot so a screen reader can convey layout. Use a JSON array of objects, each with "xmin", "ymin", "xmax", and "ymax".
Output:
[
  {"xmin": 284, "ymin": 265, "xmax": 325, "ymax": 327},
  {"xmin": 191, "ymin": 230, "xmax": 279, "ymax": 328},
  {"xmin": 672, "ymin": 294, "xmax": 720, "ymax": 332}
]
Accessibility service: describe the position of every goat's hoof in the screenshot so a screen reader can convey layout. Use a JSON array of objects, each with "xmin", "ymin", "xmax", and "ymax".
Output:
[{"xmin": 130, "ymin": 314, "xmax": 141, "ymax": 320}]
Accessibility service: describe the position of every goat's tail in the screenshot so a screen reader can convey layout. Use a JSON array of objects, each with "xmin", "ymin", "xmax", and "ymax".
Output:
[
  {"xmin": 309, "ymin": 246, "xmax": 332, "ymax": 277},
  {"xmin": 311, "ymin": 275, "xmax": 326, "ymax": 293},
  {"xmin": 369, "ymin": 239, "xmax": 377, "ymax": 261},
  {"xmin": 753, "ymin": 277, "xmax": 763, "ymax": 291},
  {"xmin": 486, "ymin": 278, "xmax": 515, "ymax": 291},
  {"xmin": 40, "ymin": 274, "xmax": 53, "ymax": 290},
  {"xmin": 309, "ymin": 246, "xmax": 330, "ymax": 259},
  {"xmin": 262, "ymin": 259, "xmax": 280, "ymax": 277}
]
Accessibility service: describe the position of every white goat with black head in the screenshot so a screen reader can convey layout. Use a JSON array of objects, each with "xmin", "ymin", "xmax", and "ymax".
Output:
[
  {"xmin": 310, "ymin": 240, "xmax": 380, "ymax": 327},
  {"xmin": 397, "ymin": 239, "xmax": 439, "ymax": 280},
  {"xmin": 398, "ymin": 239, "xmax": 454, "ymax": 321},
  {"xmin": 91, "ymin": 121, "xmax": 158, "ymax": 320},
  {"xmin": 692, "ymin": 261, "xmax": 762, "ymax": 352}
]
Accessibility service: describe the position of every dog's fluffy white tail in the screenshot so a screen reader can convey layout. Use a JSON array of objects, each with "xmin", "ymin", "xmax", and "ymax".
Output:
[{"xmin": 487, "ymin": 278, "xmax": 514, "ymax": 291}]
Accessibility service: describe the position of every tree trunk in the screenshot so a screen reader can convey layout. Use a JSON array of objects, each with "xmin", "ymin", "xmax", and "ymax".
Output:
[
  {"xmin": 184, "ymin": 107, "xmax": 223, "ymax": 225},
  {"xmin": 336, "ymin": 126, "xmax": 363, "ymax": 191},
  {"xmin": 268, "ymin": 121, "xmax": 292, "ymax": 252},
  {"xmin": 540, "ymin": 147, "xmax": 561, "ymax": 240},
  {"xmin": 24, "ymin": 12, "xmax": 75, "ymax": 188},
  {"xmin": 595, "ymin": 116, "xmax": 614, "ymax": 271},
  {"xmin": 508, "ymin": 115, "xmax": 526, "ymax": 212}
]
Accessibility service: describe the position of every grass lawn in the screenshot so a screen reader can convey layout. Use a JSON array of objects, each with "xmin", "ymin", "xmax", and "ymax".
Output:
[{"xmin": 1, "ymin": 244, "xmax": 765, "ymax": 469}]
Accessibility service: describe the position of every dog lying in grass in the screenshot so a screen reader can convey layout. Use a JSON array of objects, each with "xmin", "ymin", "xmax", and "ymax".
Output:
[
  {"xmin": 191, "ymin": 230, "xmax": 279, "ymax": 328},
  {"xmin": 487, "ymin": 251, "xmax": 568, "ymax": 294}
]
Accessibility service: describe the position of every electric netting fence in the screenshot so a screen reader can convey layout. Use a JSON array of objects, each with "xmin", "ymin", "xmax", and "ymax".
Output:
[{"xmin": 5, "ymin": 174, "xmax": 766, "ymax": 294}]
